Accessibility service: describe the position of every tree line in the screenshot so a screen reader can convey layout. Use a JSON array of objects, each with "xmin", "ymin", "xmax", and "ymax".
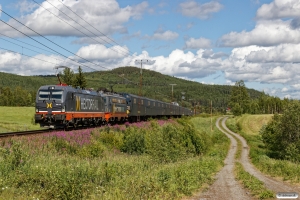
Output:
[
  {"xmin": 0, "ymin": 86, "xmax": 35, "ymax": 106},
  {"xmin": 228, "ymin": 80, "xmax": 290, "ymax": 116}
]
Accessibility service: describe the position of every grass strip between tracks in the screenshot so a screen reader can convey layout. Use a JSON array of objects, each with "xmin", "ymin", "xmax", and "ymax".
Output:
[{"xmin": 218, "ymin": 117, "xmax": 274, "ymax": 199}]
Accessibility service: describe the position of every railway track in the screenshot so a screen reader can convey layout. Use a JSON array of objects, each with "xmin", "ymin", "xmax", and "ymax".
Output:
[{"xmin": 0, "ymin": 129, "xmax": 52, "ymax": 137}]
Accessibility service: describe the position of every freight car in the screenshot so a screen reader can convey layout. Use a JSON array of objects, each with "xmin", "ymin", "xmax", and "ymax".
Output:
[{"xmin": 35, "ymin": 85, "xmax": 193, "ymax": 129}]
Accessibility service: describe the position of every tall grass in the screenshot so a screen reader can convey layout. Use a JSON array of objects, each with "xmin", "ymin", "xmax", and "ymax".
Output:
[
  {"xmin": 226, "ymin": 115, "xmax": 300, "ymax": 183},
  {"xmin": 0, "ymin": 117, "xmax": 230, "ymax": 199}
]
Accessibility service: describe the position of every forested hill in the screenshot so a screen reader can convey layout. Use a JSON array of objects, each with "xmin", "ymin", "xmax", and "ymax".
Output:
[{"xmin": 0, "ymin": 66, "xmax": 263, "ymax": 111}]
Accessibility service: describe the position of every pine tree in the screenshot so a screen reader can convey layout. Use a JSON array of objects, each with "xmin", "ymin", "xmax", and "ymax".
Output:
[
  {"xmin": 228, "ymin": 80, "xmax": 250, "ymax": 116},
  {"xmin": 61, "ymin": 67, "xmax": 74, "ymax": 86},
  {"xmin": 74, "ymin": 66, "xmax": 87, "ymax": 89}
]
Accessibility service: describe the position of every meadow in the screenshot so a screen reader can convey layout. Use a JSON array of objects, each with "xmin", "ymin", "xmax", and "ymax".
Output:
[
  {"xmin": 226, "ymin": 114, "xmax": 300, "ymax": 183},
  {"xmin": 0, "ymin": 107, "xmax": 41, "ymax": 132},
  {"xmin": 0, "ymin": 115, "xmax": 230, "ymax": 199}
]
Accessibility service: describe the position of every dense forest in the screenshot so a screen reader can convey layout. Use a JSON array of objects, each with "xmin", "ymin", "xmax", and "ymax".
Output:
[{"xmin": 0, "ymin": 66, "xmax": 289, "ymax": 113}]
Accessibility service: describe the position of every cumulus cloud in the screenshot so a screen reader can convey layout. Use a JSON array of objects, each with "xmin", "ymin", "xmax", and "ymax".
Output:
[
  {"xmin": 202, "ymin": 49, "xmax": 228, "ymax": 59},
  {"xmin": 75, "ymin": 44, "xmax": 128, "ymax": 61},
  {"xmin": 219, "ymin": 20, "xmax": 300, "ymax": 47},
  {"xmin": 256, "ymin": 0, "xmax": 300, "ymax": 20},
  {"xmin": 245, "ymin": 44, "xmax": 300, "ymax": 63},
  {"xmin": 15, "ymin": 0, "xmax": 38, "ymax": 14},
  {"xmin": 178, "ymin": 0, "xmax": 223, "ymax": 19},
  {"xmin": 0, "ymin": 0, "xmax": 148, "ymax": 38},
  {"xmin": 184, "ymin": 37, "xmax": 212, "ymax": 49},
  {"xmin": 151, "ymin": 30, "xmax": 179, "ymax": 41}
]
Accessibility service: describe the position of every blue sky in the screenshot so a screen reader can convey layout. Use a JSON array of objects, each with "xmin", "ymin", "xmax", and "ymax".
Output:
[{"xmin": 1, "ymin": 0, "xmax": 300, "ymax": 99}]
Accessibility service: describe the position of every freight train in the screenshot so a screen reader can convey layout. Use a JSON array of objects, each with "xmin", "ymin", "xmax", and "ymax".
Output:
[{"xmin": 34, "ymin": 84, "xmax": 193, "ymax": 129}]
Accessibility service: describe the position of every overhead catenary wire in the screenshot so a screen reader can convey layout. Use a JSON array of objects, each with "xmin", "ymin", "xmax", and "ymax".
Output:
[
  {"xmin": 0, "ymin": 9, "xmax": 109, "ymax": 72},
  {"xmin": 56, "ymin": 0, "xmax": 136, "ymax": 56},
  {"xmin": 0, "ymin": 46, "xmax": 58, "ymax": 66},
  {"xmin": 32, "ymin": 0, "xmax": 130, "ymax": 57},
  {"xmin": 0, "ymin": 37, "xmax": 80, "ymax": 67}
]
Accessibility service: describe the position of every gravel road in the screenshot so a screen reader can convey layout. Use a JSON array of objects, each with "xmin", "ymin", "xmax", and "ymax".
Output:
[
  {"xmin": 221, "ymin": 116, "xmax": 300, "ymax": 196},
  {"xmin": 186, "ymin": 116, "xmax": 300, "ymax": 200},
  {"xmin": 187, "ymin": 117, "xmax": 253, "ymax": 200}
]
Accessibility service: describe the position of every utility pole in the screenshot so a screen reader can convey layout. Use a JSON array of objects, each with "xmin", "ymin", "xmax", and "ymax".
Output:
[
  {"xmin": 170, "ymin": 84, "xmax": 177, "ymax": 102},
  {"xmin": 135, "ymin": 59, "xmax": 154, "ymax": 121}
]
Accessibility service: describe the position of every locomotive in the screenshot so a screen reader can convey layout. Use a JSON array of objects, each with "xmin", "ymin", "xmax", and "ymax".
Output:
[{"xmin": 35, "ymin": 85, "xmax": 193, "ymax": 129}]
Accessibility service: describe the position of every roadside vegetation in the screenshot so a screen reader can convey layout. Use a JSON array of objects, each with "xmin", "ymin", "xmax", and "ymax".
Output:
[
  {"xmin": 226, "ymin": 112, "xmax": 300, "ymax": 184},
  {"xmin": 217, "ymin": 118, "xmax": 274, "ymax": 199},
  {"xmin": 0, "ymin": 116, "xmax": 229, "ymax": 199}
]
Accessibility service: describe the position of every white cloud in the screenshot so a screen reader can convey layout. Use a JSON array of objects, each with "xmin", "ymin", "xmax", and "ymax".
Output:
[
  {"xmin": 0, "ymin": 0, "xmax": 148, "ymax": 38},
  {"xmin": 15, "ymin": 0, "xmax": 38, "ymax": 14},
  {"xmin": 76, "ymin": 44, "xmax": 128, "ymax": 60},
  {"xmin": 178, "ymin": 1, "xmax": 223, "ymax": 19},
  {"xmin": 256, "ymin": 0, "xmax": 300, "ymax": 20},
  {"xmin": 184, "ymin": 37, "xmax": 212, "ymax": 49},
  {"xmin": 219, "ymin": 20, "xmax": 300, "ymax": 47},
  {"xmin": 245, "ymin": 44, "xmax": 300, "ymax": 63},
  {"xmin": 152, "ymin": 30, "xmax": 179, "ymax": 40}
]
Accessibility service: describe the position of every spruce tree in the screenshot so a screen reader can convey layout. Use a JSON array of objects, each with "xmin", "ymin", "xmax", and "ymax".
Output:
[
  {"xmin": 61, "ymin": 67, "xmax": 74, "ymax": 86},
  {"xmin": 74, "ymin": 66, "xmax": 87, "ymax": 89}
]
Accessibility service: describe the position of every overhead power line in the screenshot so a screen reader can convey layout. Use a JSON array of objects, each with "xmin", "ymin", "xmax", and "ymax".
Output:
[
  {"xmin": 32, "ymin": 0, "xmax": 130, "ymax": 57},
  {"xmin": 56, "ymin": 0, "xmax": 136, "ymax": 56},
  {"xmin": 0, "ymin": 9, "xmax": 109, "ymax": 72},
  {"xmin": 0, "ymin": 47, "xmax": 58, "ymax": 66},
  {"xmin": 0, "ymin": 36, "xmax": 79, "ymax": 67}
]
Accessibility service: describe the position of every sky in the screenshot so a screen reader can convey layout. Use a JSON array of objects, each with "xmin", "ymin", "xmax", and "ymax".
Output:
[{"xmin": 1, "ymin": 0, "xmax": 300, "ymax": 99}]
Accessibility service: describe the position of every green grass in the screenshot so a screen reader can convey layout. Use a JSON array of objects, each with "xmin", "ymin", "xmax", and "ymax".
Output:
[
  {"xmin": 0, "ymin": 116, "xmax": 230, "ymax": 199},
  {"xmin": 0, "ymin": 106, "xmax": 41, "ymax": 132},
  {"xmin": 227, "ymin": 115, "xmax": 300, "ymax": 183},
  {"xmin": 218, "ymin": 117, "xmax": 274, "ymax": 198},
  {"xmin": 235, "ymin": 162, "xmax": 274, "ymax": 199}
]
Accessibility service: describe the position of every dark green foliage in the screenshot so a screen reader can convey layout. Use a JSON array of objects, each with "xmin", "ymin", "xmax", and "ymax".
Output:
[
  {"xmin": 0, "ymin": 86, "xmax": 35, "ymax": 106},
  {"xmin": 261, "ymin": 100, "xmax": 300, "ymax": 162},
  {"xmin": 60, "ymin": 67, "xmax": 75, "ymax": 86},
  {"xmin": 121, "ymin": 119, "xmax": 209, "ymax": 163},
  {"xmin": 229, "ymin": 80, "xmax": 250, "ymax": 116},
  {"xmin": 73, "ymin": 66, "xmax": 87, "ymax": 89},
  {"xmin": 121, "ymin": 126, "xmax": 146, "ymax": 155}
]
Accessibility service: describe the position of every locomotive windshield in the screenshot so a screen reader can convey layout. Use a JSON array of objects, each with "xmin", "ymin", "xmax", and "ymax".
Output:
[{"xmin": 38, "ymin": 90, "xmax": 63, "ymax": 101}]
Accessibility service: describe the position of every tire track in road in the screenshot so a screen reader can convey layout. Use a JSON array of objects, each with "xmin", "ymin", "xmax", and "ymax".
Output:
[
  {"xmin": 189, "ymin": 117, "xmax": 253, "ymax": 200},
  {"xmin": 220, "ymin": 116, "xmax": 300, "ymax": 196}
]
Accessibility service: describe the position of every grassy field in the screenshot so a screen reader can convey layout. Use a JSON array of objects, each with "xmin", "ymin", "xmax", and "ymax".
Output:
[
  {"xmin": 226, "ymin": 114, "xmax": 300, "ymax": 183},
  {"xmin": 0, "ymin": 106, "xmax": 41, "ymax": 132},
  {"xmin": 0, "ymin": 116, "xmax": 230, "ymax": 199}
]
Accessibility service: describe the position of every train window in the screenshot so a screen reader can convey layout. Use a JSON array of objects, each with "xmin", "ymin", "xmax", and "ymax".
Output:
[
  {"xmin": 158, "ymin": 103, "xmax": 160, "ymax": 107},
  {"xmin": 153, "ymin": 102, "xmax": 155, "ymax": 106},
  {"xmin": 134, "ymin": 98, "xmax": 136, "ymax": 104},
  {"xmin": 38, "ymin": 90, "xmax": 50, "ymax": 100},
  {"xmin": 141, "ymin": 100, "xmax": 143, "ymax": 105},
  {"xmin": 52, "ymin": 91, "xmax": 63, "ymax": 101},
  {"xmin": 38, "ymin": 90, "xmax": 63, "ymax": 101},
  {"xmin": 148, "ymin": 101, "xmax": 150, "ymax": 106}
]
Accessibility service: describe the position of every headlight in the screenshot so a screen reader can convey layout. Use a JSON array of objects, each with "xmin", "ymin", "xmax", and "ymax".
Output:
[
  {"xmin": 62, "ymin": 106, "xmax": 65, "ymax": 112},
  {"xmin": 36, "ymin": 108, "xmax": 39, "ymax": 112}
]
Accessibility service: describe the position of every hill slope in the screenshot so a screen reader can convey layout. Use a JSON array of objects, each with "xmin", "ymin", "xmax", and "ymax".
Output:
[{"xmin": 0, "ymin": 66, "xmax": 263, "ymax": 112}]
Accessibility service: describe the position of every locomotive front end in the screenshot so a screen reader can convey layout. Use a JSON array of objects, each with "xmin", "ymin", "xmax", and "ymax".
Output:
[{"xmin": 35, "ymin": 85, "xmax": 66, "ymax": 129}]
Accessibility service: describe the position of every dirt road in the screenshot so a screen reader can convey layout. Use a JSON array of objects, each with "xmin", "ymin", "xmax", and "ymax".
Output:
[
  {"xmin": 220, "ymin": 116, "xmax": 300, "ymax": 195},
  {"xmin": 188, "ymin": 117, "xmax": 253, "ymax": 200},
  {"xmin": 187, "ymin": 116, "xmax": 300, "ymax": 200}
]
